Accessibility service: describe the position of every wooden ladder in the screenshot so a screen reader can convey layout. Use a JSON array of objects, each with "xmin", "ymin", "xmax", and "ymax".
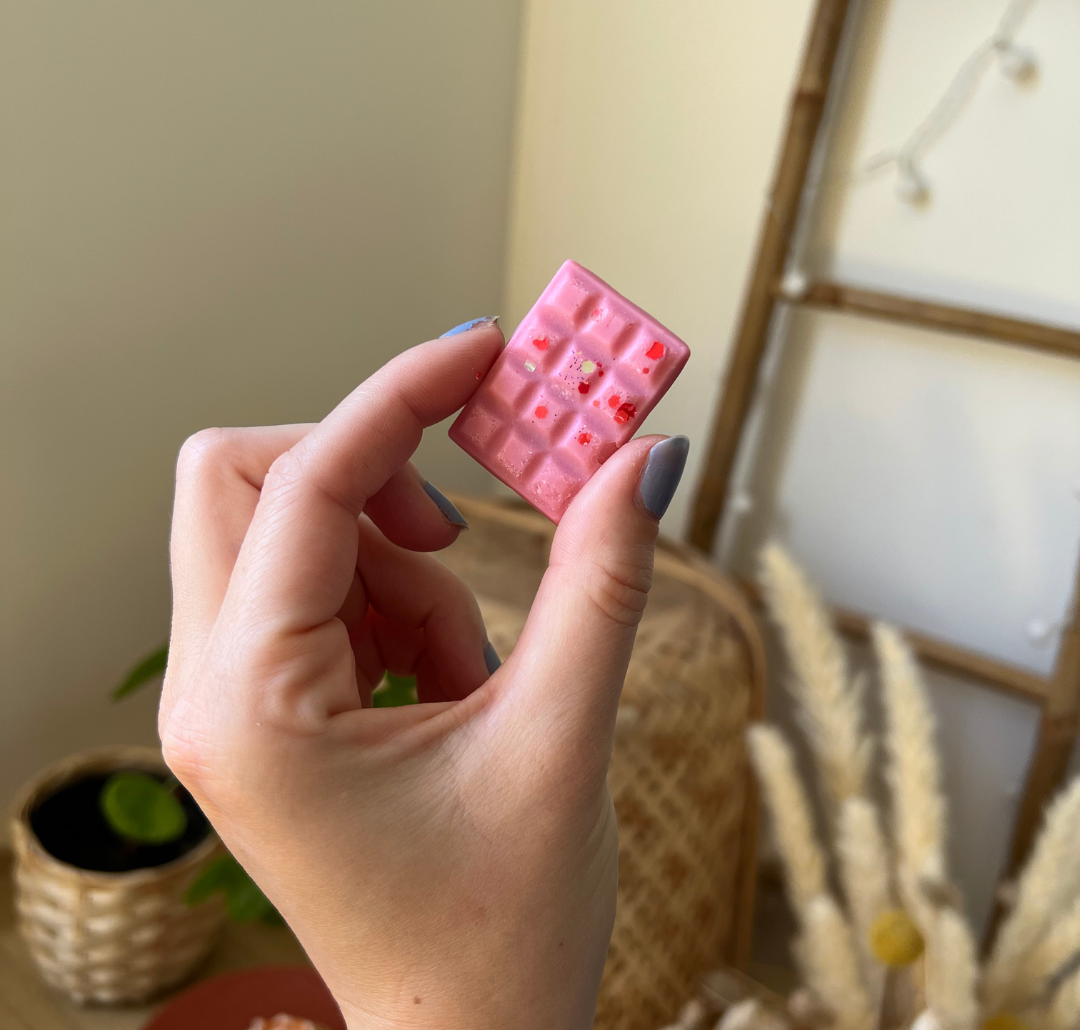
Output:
[{"xmin": 687, "ymin": 0, "xmax": 1080, "ymax": 944}]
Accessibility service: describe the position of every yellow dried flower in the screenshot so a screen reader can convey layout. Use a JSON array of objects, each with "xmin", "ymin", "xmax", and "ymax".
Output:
[
  {"xmin": 981, "ymin": 1014, "xmax": 1029, "ymax": 1030},
  {"xmin": 868, "ymin": 909, "xmax": 924, "ymax": 967}
]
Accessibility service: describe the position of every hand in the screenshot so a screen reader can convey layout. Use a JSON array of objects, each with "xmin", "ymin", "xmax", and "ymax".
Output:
[{"xmin": 160, "ymin": 321, "xmax": 689, "ymax": 1030}]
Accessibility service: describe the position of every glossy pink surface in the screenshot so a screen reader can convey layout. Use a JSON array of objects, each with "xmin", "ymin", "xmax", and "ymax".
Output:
[{"xmin": 449, "ymin": 260, "xmax": 690, "ymax": 522}]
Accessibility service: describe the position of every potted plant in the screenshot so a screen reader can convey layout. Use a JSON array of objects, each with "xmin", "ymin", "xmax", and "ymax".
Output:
[
  {"xmin": 10, "ymin": 644, "xmax": 419, "ymax": 1005},
  {"xmin": 10, "ymin": 744, "xmax": 226, "ymax": 1004}
]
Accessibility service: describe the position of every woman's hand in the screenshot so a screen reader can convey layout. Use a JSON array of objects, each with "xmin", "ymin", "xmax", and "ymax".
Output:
[{"xmin": 160, "ymin": 320, "xmax": 688, "ymax": 1030}]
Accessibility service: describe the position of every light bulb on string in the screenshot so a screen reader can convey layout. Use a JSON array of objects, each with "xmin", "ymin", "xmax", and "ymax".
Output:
[
  {"xmin": 779, "ymin": 268, "xmax": 809, "ymax": 300},
  {"xmin": 998, "ymin": 42, "xmax": 1038, "ymax": 83},
  {"xmin": 895, "ymin": 157, "xmax": 930, "ymax": 205},
  {"xmin": 1026, "ymin": 617, "xmax": 1060, "ymax": 646},
  {"xmin": 865, "ymin": 0, "xmax": 1039, "ymax": 205},
  {"xmin": 729, "ymin": 492, "xmax": 755, "ymax": 516}
]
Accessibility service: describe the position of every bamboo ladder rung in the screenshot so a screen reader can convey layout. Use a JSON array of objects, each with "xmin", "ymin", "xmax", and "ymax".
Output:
[
  {"xmin": 738, "ymin": 578, "xmax": 1050, "ymax": 706},
  {"xmin": 777, "ymin": 279, "xmax": 1080, "ymax": 360}
]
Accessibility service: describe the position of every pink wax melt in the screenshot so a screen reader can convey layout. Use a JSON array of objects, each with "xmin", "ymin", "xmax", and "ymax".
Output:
[{"xmin": 449, "ymin": 260, "xmax": 690, "ymax": 523}]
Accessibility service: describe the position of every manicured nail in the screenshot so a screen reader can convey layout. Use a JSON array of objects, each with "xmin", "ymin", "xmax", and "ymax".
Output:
[
  {"xmin": 639, "ymin": 436, "xmax": 689, "ymax": 519},
  {"xmin": 483, "ymin": 642, "xmax": 502, "ymax": 675},
  {"xmin": 440, "ymin": 315, "xmax": 499, "ymax": 338},
  {"xmin": 423, "ymin": 481, "xmax": 469, "ymax": 529}
]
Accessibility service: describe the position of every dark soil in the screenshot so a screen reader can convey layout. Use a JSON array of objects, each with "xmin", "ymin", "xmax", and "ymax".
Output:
[{"xmin": 29, "ymin": 772, "xmax": 210, "ymax": 872}]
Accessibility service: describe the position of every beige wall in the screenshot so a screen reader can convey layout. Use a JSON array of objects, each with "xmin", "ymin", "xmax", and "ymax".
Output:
[{"xmin": 0, "ymin": 2, "xmax": 523, "ymax": 818}]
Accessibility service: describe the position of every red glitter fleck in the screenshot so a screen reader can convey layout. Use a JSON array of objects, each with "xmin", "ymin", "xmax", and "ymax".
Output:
[
  {"xmin": 533, "ymin": 337, "xmax": 549, "ymax": 351},
  {"xmin": 592, "ymin": 400, "xmax": 600, "ymax": 407},
  {"xmin": 614, "ymin": 402, "xmax": 637, "ymax": 425},
  {"xmin": 578, "ymin": 382, "xmax": 590, "ymax": 395},
  {"xmin": 597, "ymin": 370, "xmax": 604, "ymax": 377},
  {"xmin": 607, "ymin": 394, "xmax": 621, "ymax": 408},
  {"xmin": 578, "ymin": 432, "xmax": 592, "ymax": 445},
  {"xmin": 476, "ymin": 372, "xmax": 482, "ymax": 379},
  {"xmin": 534, "ymin": 405, "xmax": 548, "ymax": 419},
  {"xmin": 642, "ymin": 367, "xmax": 650, "ymax": 374},
  {"xmin": 592, "ymin": 308, "xmax": 601, "ymax": 318},
  {"xmin": 646, "ymin": 341, "xmax": 665, "ymax": 360}
]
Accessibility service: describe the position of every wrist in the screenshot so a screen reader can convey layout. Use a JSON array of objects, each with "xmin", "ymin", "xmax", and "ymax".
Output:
[{"xmin": 331, "ymin": 967, "xmax": 598, "ymax": 1030}]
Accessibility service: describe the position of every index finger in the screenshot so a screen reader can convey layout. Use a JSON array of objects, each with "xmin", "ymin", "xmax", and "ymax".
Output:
[{"xmin": 223, "ymin": 322, "xmax": 502, "ymax": 635}]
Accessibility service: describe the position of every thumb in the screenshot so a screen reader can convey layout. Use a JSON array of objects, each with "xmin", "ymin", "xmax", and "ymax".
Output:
[{"xmin": 499, "ymin": 435, "xmax": 689, "ymax": 771}]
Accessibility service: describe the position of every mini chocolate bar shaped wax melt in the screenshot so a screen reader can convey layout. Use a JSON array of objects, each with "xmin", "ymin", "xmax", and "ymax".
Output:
[{"xmin": 449, "ymin": 260, "xmax": 690, "ymax": 523}]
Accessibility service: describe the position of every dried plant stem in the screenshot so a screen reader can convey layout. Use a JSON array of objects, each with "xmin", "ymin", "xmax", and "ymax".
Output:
[
  {"xmin": 875, "ymin": 623, "xmax": 946, "ymax": 924},
  {"xmin": 1049, "ymin": 966, "xmax": 1080, "ymax": 1030},
  {"xmin": 1017, "ymin": 894, "xmax": 1080, "ymax": 1007},
  {"xmin": 985, "ymin": 777, "xmax": 1080, "ymax": 1014},
  {"xmin": 836, "ymin": 795, "xmax": 894, "ymax": 968},
  {"xmin": 798, "ymin": 894, "xmax": 876, "ymax": 1030},
  {"xmin": 923, "ymin": 907, "xmax": 979, "ymax": 1030},
  {"xmin": 760, "ymin": 545, "xmax": 870, "ymax": 807},
  {"xmin": 748, "ymin": 726, "xmax": 828, "ymax": 918}
]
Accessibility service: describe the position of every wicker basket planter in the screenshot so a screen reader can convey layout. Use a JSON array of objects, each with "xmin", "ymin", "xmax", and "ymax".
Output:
[
  {"xmin": 442, "ymin": 495, "xmax": 766, "ymax": 1030},
  {"xmin": 10, "ymin": 744, "xmax": 226, "ymax": 1005}
]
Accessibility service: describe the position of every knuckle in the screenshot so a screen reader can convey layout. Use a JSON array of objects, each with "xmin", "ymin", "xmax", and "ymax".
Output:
[
  {"xmin": 176, "ymin": 427, "xmax": 231, "ymax": 482},
  {"xmin": 261, "ymin": 448, "xmax": 307, "ymax": 498},
  {"xmin": 160, "ymin": 725, "xmax": 209, "ymax": 794},
  {"xmin": 582, "ymin": 549, "xmax": 653, "ymax": 629}
]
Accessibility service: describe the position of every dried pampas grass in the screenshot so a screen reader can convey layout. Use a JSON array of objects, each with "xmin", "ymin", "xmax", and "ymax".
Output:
[
  {"xmin": 923, "ymin": 907, "xmax": 979, "ymax": 1030},
  {"xmin": 875, "ymin": 623, "xmax": 946, "ymax": 920},
  {"xmin": 984, "ymin": 777, "xmax": 1080, "ymax": 1014},
  {"xmin": 836, "ymin": 796, "xmax": 894, "ymax": 967},
  {"xmin": 744, "ymin": 545, "xmax": 1080, "ymax": 1030},
  {"xmin": 759, "ymin": 544, "xmax": 870, "ymax": 807},
  {"xmin": 1048, "ymin": 966, "xmax": 1080, "ymax": 1030},
  {"xmin": 798, "ymin": 894, "xmax": 876, "ymax": 1030},
  {"xmin": 748, "ymin": 725, "xmax": 828, "ymax": 917},
  {"xmin": 761, "ymin": 548, "xmax": 894, "ymax": 978},
  {"xmin": 1015, "ymin": 893, "xmax": 1080, "ymax": 1008}
]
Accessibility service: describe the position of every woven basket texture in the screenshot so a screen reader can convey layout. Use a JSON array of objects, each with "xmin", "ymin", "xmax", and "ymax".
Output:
[
  {"xmin": 10, "ymin": 744, "xmax": 226, "ymax": 1005},
  {"xmin": 441, "ymin": 496, "xmax": 765, "ymax": 1030}
]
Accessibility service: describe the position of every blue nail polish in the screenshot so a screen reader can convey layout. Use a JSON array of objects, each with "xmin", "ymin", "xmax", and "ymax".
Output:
[
  {"xmin": 639, "ymin": 436, "xmax": 690, "ymax": 519},
  {"xmin": 483, "ymin": 642, "xmax": 502, "ymax": 676},
  {"xmin": 440, "ymin": 316, "xmax": 499, "ymax": 338},
  {"xmin": 423, "ymin": 481, "xmax": 469, "ymax": 529}
]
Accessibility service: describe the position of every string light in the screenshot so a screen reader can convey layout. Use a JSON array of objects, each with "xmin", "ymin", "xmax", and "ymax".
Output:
[
  {"xmin": 779, "ymin": 268, "xmax": 810, "ymax": 301},
  {"xmin": 729, "ymin": 492, "xmax": 755, "ymax": 516},
  {"xmin": 1025, "ymin": 617, "xmax": 1060, "ymax": 647},
  {"xmin": 866, "ymin": 0, "xmax": 1039, "ymax": 205}
]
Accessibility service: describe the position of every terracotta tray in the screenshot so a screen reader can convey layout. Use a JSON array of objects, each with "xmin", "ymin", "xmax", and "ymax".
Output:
[{"xmin": 142, "ymin": 965, "xmax": 346, "ymax": 1030}]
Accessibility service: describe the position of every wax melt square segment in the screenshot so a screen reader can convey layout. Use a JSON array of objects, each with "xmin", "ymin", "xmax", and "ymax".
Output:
[{"xmin": 449, "ymin": 260, "xmax": 690, "ymax": 522}]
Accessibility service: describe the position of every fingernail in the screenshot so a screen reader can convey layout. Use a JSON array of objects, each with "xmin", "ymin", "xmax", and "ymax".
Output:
[
  {"xmin": 440, "ymin": 315, "xmax": 499, "ymax": 338},
  {"xmin": 423, "ymin": 481, "xmax": 469, "ymax": 529},
  {"xmin": 483, "ymin": 642, "xmax": 502, "ymax": 676},
  {"xmin": 639, "ymin": 436, "xmax": 689, "ymax": 520}
]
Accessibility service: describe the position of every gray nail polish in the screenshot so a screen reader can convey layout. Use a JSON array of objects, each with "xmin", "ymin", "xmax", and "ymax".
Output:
[
  {"xmin": 440, "ymin": 315, "xmax": 499, "ymax": 338},
  {"xmin": 639, "ymin": 436, "xmax": 690, "ymax": 519},
  {"xmin": 423, "ymin": 481, "xmax": 469, "ymax": 529},
  {"xmin": 483, "ymin": 642, "xmax": 502, "ymax": 675}
]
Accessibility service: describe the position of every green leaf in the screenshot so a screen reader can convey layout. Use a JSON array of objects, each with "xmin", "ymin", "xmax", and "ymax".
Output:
[
  {"xmin": 185, "ymin": 854, "xmax": 284, "ymax": 926},
  {"xmin": 227, "ymin": 875, "xmax": 273, "ymax": 922},
  {"xmin": 372, "ymin": 672, "xmax": 418, "ymax": 707},
  {"xmin": 100, "ymin": 771, "xmax": 188, "ymax": 844},
  {"xmin": 112, "ymin": 644, "xmax": 169, "ymax": 701},
  {"xmin": 259, "ymin": 905, "xmax": 287, "ymax": 926},
  {"xmin": 185, "ymin": 854, "xmax": 239, "ymax": 905}
]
